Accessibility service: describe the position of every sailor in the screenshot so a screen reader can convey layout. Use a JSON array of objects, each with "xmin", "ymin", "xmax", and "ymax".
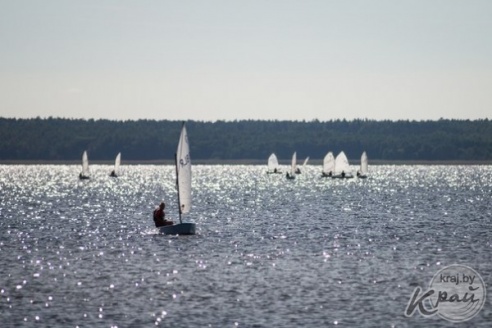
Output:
[
  {"xmin": 110, "ymin": 170, "xmax": 117, "ymax": 177},
  {"xmin": 153, "ymin": 202, "xmax": 173, "ymax": 227},
  {"xmin": 341, "ymin": 171, "xmax": 346, "ymax": 178}
]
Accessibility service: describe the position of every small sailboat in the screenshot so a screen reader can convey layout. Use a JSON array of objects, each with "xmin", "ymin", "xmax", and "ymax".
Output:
[
  {"xmin": 357, "ymin": 151, "xmax": 368, "ymax": 178},
  {"xmin": 267, "ymin": 153, "xmax": 282, "ymax": 174},
  {"xmin": 296, "ymin": 156, "xmax": 308, "ymax": 174},
  {"xmin": 321, "ymin": 152, "xmax": 334, "ymax": 177},
  {"xmin": 302, "ymin": 156, "xmax": 309, "ymax": 167},
  {"xmin": 332, "ymin": 151, "xmax": 353, "ymax": 179},
  {"xmin": 286, "ymin": 152, "xmax": 296, "ymax": 180},
  {"xmin": 160, "ymin": 123, "xmax": 196, "ymax": 235},
  {"xmin": 79, "ymin": 150, "xmax": 90, "ymax": 180},
  {"xmin": 110, "ymin": 152, "xmax": 121, "ymax": 177}
]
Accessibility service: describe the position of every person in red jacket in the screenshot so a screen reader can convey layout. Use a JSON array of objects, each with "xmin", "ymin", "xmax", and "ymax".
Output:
[{"xmin": 153, "ymin": 202, "xmax": 173, "ymax": 227}]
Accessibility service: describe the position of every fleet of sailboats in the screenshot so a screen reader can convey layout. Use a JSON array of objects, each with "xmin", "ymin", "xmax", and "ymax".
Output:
[
  {"xmin": 265, "ymin": 151, "xmax": 367, "ymax": 180},
  {"xmin": 77, "ymin": 139, "xmax": 367, "ymax": 235}
]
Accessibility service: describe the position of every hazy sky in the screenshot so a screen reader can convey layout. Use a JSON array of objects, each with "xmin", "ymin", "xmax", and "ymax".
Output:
[{"xmin": 1, "ymin": 1, "xmax": 491, "ymax": 121}]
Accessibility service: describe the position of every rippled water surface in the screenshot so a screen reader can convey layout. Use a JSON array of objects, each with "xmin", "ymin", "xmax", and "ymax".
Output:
[{"xmin": 1, "ymin": 165, "xmax": 491, "ymax": 327}]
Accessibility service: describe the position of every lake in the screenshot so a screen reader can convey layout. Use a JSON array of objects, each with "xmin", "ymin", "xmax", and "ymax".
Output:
[{"xmin": 0, "ymin": 164, "xmax": 491, "ymax": 327}]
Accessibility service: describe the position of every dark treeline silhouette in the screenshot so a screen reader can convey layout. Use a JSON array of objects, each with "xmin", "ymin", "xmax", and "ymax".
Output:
[{"xmin": 0, "ymin": 117, "xmax": 491, "ymax": 161}]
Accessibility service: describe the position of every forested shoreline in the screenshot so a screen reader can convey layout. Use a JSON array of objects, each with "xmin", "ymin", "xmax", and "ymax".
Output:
[{"xmin": 1, "ymin": 117, "xmax": 491, "ymax": 161}]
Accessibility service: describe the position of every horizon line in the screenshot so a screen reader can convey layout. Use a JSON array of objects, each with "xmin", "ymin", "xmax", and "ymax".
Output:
[{"xmin": 1, "ymin": 116, "xmax": 490, "ymax": 123}]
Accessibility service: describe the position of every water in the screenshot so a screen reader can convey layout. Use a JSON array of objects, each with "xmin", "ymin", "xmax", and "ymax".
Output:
[{"xmin": 0, "ymin": 165, "xmax": 491, "ymax": 327}]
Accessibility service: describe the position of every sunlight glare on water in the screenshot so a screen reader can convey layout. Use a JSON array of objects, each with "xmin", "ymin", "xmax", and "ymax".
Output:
[{"xmin": 0, "ymin": 164, "xmax": 491, "ymax": 327}]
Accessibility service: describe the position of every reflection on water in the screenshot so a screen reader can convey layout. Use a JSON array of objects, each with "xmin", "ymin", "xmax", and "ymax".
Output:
[{"xmin": 0, "ymin": 165, "xmax": 491, "ymax": 327}]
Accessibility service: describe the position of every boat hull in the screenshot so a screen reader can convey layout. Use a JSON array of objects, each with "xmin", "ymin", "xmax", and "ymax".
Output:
[
  {"xmin": 286, "ymin": 173, "xmax": 295, "ymax": 180},
  {"xmin": 331, "ymin": 174, "xmax": 354, "ymax": 179},
  {"xmin": 159, "ymin": 223, "xmax": 196, "ymax": 235}
]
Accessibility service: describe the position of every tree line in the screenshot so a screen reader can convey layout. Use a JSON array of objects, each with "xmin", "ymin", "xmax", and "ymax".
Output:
[{"xmin": 0, "ymin": 117, "xmax": 491, "ymax": 161}]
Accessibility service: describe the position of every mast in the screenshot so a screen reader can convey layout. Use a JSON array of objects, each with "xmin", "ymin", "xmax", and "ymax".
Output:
[{"xmin": 175, "ymin": 153, "xmax": 182, "ymax": 224}]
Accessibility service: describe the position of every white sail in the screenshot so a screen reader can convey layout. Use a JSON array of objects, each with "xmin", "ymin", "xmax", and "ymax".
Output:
[
  {"xmin": 291, "ymin": 152, "xmax": 297, "ymax": 175},
  {"xmin": 176, "ymin": 124, "xmax": 192, "ymax": 215},
  {"xmin": 82, "ymin": 151, "xmax": 89, "ymax": 176},
  {"xmin": 302, "ymin": 156, "xmax": 310, "ymax": 167},
  {"xmin": 323, "ymin": 152, "xmax": 334, "ymax": 174},
  {"xmin": 114, "ymin": 152, "xmax": 121, "ymax": 175},
  {"xmin": 268, "ymin": 153, "xmax": 280, "ymax": 172},
  {"xmin": 334, "ymin": 151, "xmax": 350, "ymax": 176},
  {"xmin": 360, "ymin": 151, "xmax": 368, "ymax": 175}
]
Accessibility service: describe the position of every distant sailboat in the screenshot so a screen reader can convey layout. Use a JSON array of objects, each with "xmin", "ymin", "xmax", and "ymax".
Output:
[
  {"xmin": 321, "ymin": 152, "xmax": 334, "ymax": 177},
  {"xmin": 302, "ymin": 156, "xmax": 309, "ymax": 167},
  {"xmin": 332, "ymin": 151, "xmax": 353, "ymax": 179},
  {"xmin": 110, "ymin": 152, "xmax": 121, "ymax": 177},
  {"xmin": 267, "ymin": 153, "xmax": 282, "ymax": 174},
  {"xmin": 296, "ymin": 156, "xmax": 308, "ymax": 174},
  {"xmin": 286, "ymin": 152, "xmax": 296, "ymax": 180},
  {"xmin": 79, "ymin": 150, "xmax": 90, "ymax": 180},
  {"xmin": 160, "ymin": 123, "xmax": 196, "ymax": 235},
  {"xmin": 357, "ymin": 151, "xmax": 368, "ymax": 178}
]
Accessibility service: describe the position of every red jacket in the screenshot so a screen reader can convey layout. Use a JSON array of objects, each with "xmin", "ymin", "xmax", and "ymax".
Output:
[{"xmin": 153, "ymin": 208, "xmax": 165, "ymax": 227}]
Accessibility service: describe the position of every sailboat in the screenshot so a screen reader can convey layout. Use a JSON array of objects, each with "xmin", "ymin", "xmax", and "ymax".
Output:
[
  {"xmin": 296, "ymin": 156, "xmax": 308, "ymax": 174},
  {"xmin": 302, "ymin": 156, "xmax": 309, "ymax": 167},
  {"xmin": 160, "ymin": 123, "xmax": 196, "ymax": 235},
  {"xmin": 110, "ymin": 152, "xmax": 121, "ymax": 177},
  {"xmin": 357, "ymin": 151, "xmax": 368, "ymax": 178},
  {"xmin": 286, "ymin": 152, "xmax": 296, "ymax": 180},
  {"xmin": 267, "ymin": 153, "xmax": 282, "ymax": 174},
  {"xmin": 321, "ymin": 152, "xmax": 335, "ymax": 177},
  {"xmin": 79, "ymin": 150, "xmax": 90, "ymax": 180},
  {"xmin": 332, "ymin": 151, "xmax": 353, "ymax": 179}
]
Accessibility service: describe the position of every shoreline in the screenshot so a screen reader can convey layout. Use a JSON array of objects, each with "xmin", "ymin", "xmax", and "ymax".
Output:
[{"xmin": 0, "ymin": 159, "xmax": 491, "ymax": 165}]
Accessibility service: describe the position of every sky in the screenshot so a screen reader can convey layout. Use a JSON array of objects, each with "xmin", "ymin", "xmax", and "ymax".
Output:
[{"xmin": 1, "ymin": 0, "xmax": 491, "ymax": 121}]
